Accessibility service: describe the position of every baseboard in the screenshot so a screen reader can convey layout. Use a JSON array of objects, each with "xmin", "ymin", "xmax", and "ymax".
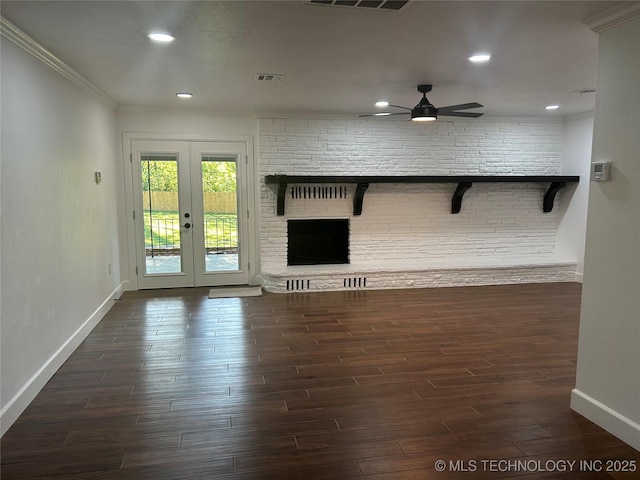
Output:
[
  {"xmin": 0, "ymin": 282, "xmax": 125, "ymax": 437},
  {"xmin": 575, "ymin": 272, "xmax": 584, "ymax": 283},
  {"xmin": 571, "ymin": 388, "xmax": 640, "ymax": 451}
]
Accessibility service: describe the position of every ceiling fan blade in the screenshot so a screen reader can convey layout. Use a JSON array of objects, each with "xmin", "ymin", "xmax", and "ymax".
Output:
[
  {"xmin": 387, "ymin": 104, "xmax": 412, "ymax": 111},
  {"xmin": 359, "ymin": 112, "xmax": 409, "ymax": 118},
  {"xmin": 438, "ymin": 102, "xmax": 483, "ymax": 113},
  {"xmin": 439, "ymin": 111, "xmax": 484, "ymax": 118}
]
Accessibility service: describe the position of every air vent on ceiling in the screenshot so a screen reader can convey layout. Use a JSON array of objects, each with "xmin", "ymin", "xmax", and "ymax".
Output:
[
  {"xmin": 305, "ymin": 0, "xmax": 410, "ymax": 12},
  {"xmin": 255, "ymin": 73, "xmax": 285, "ymax": 81},
  {"xmin": 572, "ymin": 88, "xmax": 597, "ymax": 94}
]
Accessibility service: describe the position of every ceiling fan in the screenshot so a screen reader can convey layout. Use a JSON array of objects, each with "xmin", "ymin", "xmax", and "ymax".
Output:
[{"xmin": 360, "ymin": 84, "xmax": 484, "ymax": 121}]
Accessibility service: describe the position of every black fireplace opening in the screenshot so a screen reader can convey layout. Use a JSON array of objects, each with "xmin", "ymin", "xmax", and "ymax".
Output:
[{"xmin": 287, "ymin": 219, "xmax": 349, "ymax": 266}]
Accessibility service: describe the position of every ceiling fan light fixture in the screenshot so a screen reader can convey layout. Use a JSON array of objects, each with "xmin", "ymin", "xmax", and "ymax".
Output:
[
  {"xmin": 360, "ymin": 84, "xmax": 481, "ymax": 121},
  {"xmin": 411, "ymin": 112, "xmax": 437, "ymax": 122},
  {"xmin": 411, "ymin": 98, "xmax": 438, "ymax": 121}
]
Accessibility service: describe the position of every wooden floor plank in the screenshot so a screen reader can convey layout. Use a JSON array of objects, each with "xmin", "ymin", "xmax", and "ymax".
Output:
[{"xmin": 2, "ymin": 282, "xmax": 639, "ymax": 479}]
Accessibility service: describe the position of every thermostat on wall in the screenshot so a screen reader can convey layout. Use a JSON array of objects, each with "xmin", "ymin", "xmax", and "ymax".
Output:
[{"xmin": 591, "ymin": 161, "xmax": 610, "ymax": 182}]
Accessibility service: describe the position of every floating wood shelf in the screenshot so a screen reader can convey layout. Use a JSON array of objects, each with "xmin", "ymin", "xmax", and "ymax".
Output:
[{"xmin": 265, "ymin": 175, "xmax": 580, "ymax": 216}]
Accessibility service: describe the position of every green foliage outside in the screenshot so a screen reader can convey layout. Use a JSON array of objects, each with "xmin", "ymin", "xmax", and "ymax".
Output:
[
  {"xmin": 202, "ymin": 161, "xmax": 236, "ymax": 193},
  {"xmin": 142, "ymin": 160, "xmax": 236, "ymax": 192}
]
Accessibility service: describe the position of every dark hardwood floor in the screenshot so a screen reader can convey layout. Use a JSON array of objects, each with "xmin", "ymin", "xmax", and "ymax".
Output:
[{"xmin": 2, "ymin": 283, "xmax": 639, "ymax": 479}]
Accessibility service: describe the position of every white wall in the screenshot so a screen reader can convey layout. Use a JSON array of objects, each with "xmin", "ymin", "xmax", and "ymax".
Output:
[
  {"xmin": 116, "ymin": 106, "xmax": 257, "ymax": 138},
  {"xmin": 0, "ymin": 40, "xmax": 123, "ymax": 434},
  {"xmin": 571, "ymin": 16, "xmax": 640, "ymax": 450},
  {"xmin": 557, "ymin": 113, "xmax": 594, "ymax": 280}
]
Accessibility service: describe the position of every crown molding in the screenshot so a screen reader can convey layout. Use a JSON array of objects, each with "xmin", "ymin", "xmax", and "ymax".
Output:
[
  {"xmin": 1, "ymin": 16, "xmax": 117, "ymax": 109},
  {"xmin": 583, "ymin": 1, "xmax": 640, "ymax": 33}
]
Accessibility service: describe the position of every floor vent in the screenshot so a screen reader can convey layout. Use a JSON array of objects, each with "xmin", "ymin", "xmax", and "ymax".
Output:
[
  {"xmin": 305, "ymin": 0, "xmax": 410, "ymax": 12},
  {"xmin": 344, "ymin": 277, "xmax": 367, "ymax": 288},
  {"xmin": 287, "ymin": 279, "xmax": 311, "ymax": 291},
  {"xmin": 291, "ymin": 186, "xmax": 348, "ymax": 200}
]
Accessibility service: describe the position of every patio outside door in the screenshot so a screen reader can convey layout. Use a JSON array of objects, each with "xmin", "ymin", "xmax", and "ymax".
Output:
[{"xmin": 131, "ymin": 140, "xmax": 249, "ymax": 288}]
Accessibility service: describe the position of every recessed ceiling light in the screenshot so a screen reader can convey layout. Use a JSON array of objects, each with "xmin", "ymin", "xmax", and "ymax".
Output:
[
  {"xmin": 545, "ymin": 105, "xmax": 560, "ymax": 110},
  {"xmin": 176, "ymin": 93, "xmax": 193, "ymax": 98},
  {"xmin": 375, "ymin": 101, "xmax": 390, "ymax": 107},
  {"xmin": 469, "ymin": 53, "xmax": 491, "ymax": 63},
  {"xmin": 147, "ymin": 32, "xmax": 175, "ymax": 43}
]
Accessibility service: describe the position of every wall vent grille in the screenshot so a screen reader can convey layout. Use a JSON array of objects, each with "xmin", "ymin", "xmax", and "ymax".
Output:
[
  {"xmin": 344, "ymin": 277, "xmax": 367, "ymax": 289},
  {"xmin": 291, "ymin": 186, "xmax": 348, "ymax": 199},
  {"xmin": 572, "ymin": 87, "xmax": 596, "ymax": 95},
  {"xmin": 305, "ymin": 0, "xmax": 410, "ymax": 11},
  {"xmin": 255, "ymin": 73, "xmax": 285, "ymax": 81},
  {"xmin": 287, "ymin": 279, "xmax": 311, "ymax": 291}
]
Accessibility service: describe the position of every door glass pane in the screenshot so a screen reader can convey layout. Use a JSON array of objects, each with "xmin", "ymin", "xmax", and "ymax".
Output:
[
  {"xmin": 201, "ymin": 156, "xmax": 239, "ymax": 272},
  {"xmin": 141, "ymin": 155, "xmax": 182, "ymax": 274}
]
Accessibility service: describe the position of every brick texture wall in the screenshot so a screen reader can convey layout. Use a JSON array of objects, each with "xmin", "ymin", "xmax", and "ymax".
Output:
[{"xmin": 258, "ymin": 117, "xmax": 573, "ymax": 289}]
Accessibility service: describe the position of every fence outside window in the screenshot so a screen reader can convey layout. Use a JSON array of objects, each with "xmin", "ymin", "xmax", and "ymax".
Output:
[{"xmin": 145, "ymin": 215, "xmax": 237, "ymax": 257}]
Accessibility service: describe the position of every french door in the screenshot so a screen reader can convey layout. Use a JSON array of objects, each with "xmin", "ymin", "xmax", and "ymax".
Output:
[{"xmin": 131, "ymin": 140, "xmax": 249, "ymax": 288}]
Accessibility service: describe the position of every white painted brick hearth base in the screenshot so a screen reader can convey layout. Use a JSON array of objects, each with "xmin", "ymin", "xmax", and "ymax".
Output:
[{"xmin": 262, "ymin": 260, "xmax": 577, "ymax": 293}]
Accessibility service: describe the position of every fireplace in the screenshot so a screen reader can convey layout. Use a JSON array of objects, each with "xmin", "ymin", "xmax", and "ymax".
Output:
[{"xmin": 287, "ymin": 219, "xmax": 349, "ymax": 266}]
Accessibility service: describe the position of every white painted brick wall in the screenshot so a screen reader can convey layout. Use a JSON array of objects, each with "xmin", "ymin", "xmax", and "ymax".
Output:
[
  {"xmin": 263, "ymin": 264, "xmax": 577, "ymax": 293},
  {"xmin": 258, "ymin": 117, "xmax": 572, "ymax": 290}
]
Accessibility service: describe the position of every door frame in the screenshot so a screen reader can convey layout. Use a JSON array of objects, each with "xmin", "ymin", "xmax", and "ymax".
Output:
[{"xmin": 122, "ymin": 133, "xmax": 259, "ymax": 291}]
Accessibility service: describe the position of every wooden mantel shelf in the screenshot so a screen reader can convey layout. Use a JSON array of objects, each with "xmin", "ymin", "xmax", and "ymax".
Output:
[{"xmin": 264, "ymin": 175, "xmax": 580, "ymax": 216}]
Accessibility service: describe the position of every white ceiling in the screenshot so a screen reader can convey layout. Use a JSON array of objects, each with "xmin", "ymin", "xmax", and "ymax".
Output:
[{"xmin": 1, "ymin": 0, "xmax": 622, "ymax": 118}]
